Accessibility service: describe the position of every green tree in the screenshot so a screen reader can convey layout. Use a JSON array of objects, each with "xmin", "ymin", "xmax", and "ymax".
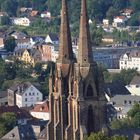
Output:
[
  {"xmin": 1, "ymin": 0, "xmax": 18, "ymax": 16},
  {"xmin": 90, "ymin": 22, "xmax": 104, "ymax": 45},
  {"xmin": 4, "ymin": 37, "xmax": 16, "ymax": 52},
  {"xmin": 34, "ymin": 62, "xmax": 43, "ymax": 75},
  {"xmin": 0, "ymin": 16, "xmax": 10, "ymax": 25},
  {"xmin": 130, "ymin": 0, "xmax": 140, "ymax": 12},
  {"xmin": 106, "ymin": 7, "xmax": 119, "ymax": 23},
  {"xmin": 0, "ymin": 112, "xmax": 16, "ymax": 138},
  {"xmin": 84, "ymin": 132, "xmax": 128, "ymax": 140}
]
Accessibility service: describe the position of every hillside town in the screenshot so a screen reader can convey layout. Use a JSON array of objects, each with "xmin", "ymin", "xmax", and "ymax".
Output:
[{"xmin": 1, "ymin": 0, "xmax": 140, "ymax": 140}]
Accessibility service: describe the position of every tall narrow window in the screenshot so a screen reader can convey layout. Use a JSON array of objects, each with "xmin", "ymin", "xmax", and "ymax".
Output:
[
  {"xmin": 87, "ymin": 85, "xmax": 93, "ymax": 97},
  {"xmin": 87, "ymin": 105, "xmax": 94, "ymax": 136}
]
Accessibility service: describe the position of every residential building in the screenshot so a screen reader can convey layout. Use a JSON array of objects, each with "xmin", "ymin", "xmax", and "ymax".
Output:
[
  {"xmin": 0, "ymin": 12, "xmax": 8, "ymax": 17},
  {"xmin": 0, "ymin": 37, "xmax": 4, "ymax": 49},
  {"xmin": 45, "ymin": 33, "xmax": 59, "ymax": 45},
  {"xmin": 30, "ymin": 10, "xmax": 39, "ymax": 17},
  {"xmin": 126, "ymin": 75, "xmax": 140, "ymax": 96},
  {"xmin": 102, "ymin": 35, "xmax": 114, "ymax": 43},
  {"xmin": 41, "ymin": 11, "xmax": 51, "ymax": 18},
  {"xmin": 0, "ymin": 105, "xmax": 33, "ymax": 125},
  {"xmin": 104, "ymin": 81, "xmax": 131, "ymax": 102},
  {"xmin": 14, "ymin": 48, "xmax": 42, "ymax": 66},
  {"xmin": 15, "ymin": 38, "xmax": 32, "ymax": 51},
  {"xmin": 121, "ymin": 8, "xmax": 133, "ymax": 18},
  {"xmin": 113, "ymin": 16, "xmax": 127, "ymax": 27},
  {"xmin": 12, "ymin": 17, "xmax": 30, "ymax": 26},
  {"xmin": 30, "ymin": 36, "xmax": 45, "ymax": 46},
  {"xmin": 103, "ymin": 19, "xmax": 109, "ymax": 27},
  {"xmin": 120, "ymin": 50, "xmax": 140, "ymax": 71},
  {"xmin": 8, "ymin": 82, "xmax": 43, "ymax": 107},
  {"xmin": 1, "ymin": 125, "xmax": 40, "ymax": 140},
  {"xmin": 0, "ymin": 91, "xmax": 8, "ymax": 106},
  {"xmin": 11, "ymin": 31, "xmax": 28, "ymax": 40},
  {"xmin": 30, "ymin": 101, "xmax": 49, "ymax": 120},
  {"xmin": 109, "ymin": 95, "xmax": 140, "ymax": 119}
]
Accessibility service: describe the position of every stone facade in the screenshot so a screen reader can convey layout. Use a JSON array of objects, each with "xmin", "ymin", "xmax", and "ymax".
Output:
[{"xmin": 46, "ymin": 0, "xmax": 107, "ymax": 140}]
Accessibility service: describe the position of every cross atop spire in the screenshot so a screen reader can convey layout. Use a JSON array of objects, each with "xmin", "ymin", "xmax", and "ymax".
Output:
[
  {"xmin": 57, "ymin": 0, "xmax": 74, "ymax": 63},
  {"xmin": 78, "ymin": 0, "xmax": 93, "ymax": 64}
]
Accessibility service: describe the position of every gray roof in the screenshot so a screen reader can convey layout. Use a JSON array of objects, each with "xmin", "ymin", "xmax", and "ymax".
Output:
[
  {"xmin": 110, "ymin": 95, "xmax": 140, "ymax": 107},
  {"xmin": 104, "ymin": 81, "xmax": 131, "ymax": 97},
  {"xmin": 130, "ymin": 75, "xmax": 140, "ymax": 85},
  {"xmin": 48, "ymin": 33, "xmax": 59, "ymax": 41},
  {"xmin": 0, "ymin": 91, "xmax": 7, "ymax": 98},
  {"xmin": 1, "ymin": 125, "xmax": 37, "ymax": 140},
  {"xmin": 9, "ymin": 82, "xmax": 32, "ymax": 95},
  {"xmin": 11, "ymin": 32, "xmax": 28, "ymax": 39}
]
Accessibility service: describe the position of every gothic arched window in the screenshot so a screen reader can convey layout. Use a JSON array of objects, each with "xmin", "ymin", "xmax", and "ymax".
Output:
[{"xmin": 86, "ymin": 85, "xmax": 93, "ymax": 97}]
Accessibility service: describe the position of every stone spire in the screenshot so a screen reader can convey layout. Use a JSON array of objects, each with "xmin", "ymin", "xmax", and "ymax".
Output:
[
  {"xmin": 78, "ymin": 0, "xmax": 93, "ymax": 64},
  {"xmin": 57, "ymin": 0, "xmax": 74, "ymax": 63}
]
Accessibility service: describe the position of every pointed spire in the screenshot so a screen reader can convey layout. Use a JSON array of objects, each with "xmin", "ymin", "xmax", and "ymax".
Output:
[
  {"xmin": 78, "ymin": 0, "xmax": 93, "ymax": 64},
  {"xmin": 57, "ymin": 0, "xmax": 74, "ymax": 63}
]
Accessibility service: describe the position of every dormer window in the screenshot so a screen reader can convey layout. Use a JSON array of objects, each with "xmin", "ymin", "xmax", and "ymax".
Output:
[{"xmin": 136, "ymin": 85, "xmax": 139, "ymax": 88}]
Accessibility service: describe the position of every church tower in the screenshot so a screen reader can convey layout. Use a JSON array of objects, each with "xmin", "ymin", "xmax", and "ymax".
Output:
[{"xmin": 46, "ymin": 0, "xmax": 107, "ymax": 139}]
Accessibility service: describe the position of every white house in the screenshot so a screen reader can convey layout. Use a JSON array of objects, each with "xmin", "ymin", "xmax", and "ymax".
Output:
[
  {"xmin": 109, "ymin": 95, "xmax": 140, "ymax": 119},
  {"xmin": 13, "ymin": 82, "xmax": 43, "ymax": 108},
  {"xmin": 41, "ymin": 11, "xmax": 51, "ymax": 18},
  {"xmin": 126, "ymin": 75, "xmax": 140, "ymax": 96},
  {"xmin": 45, "ymin": 33, "xmax": 59, "ymax": 45},
  {"xmin": 30, "ymin": 101, "xmax": 49, "ymax": 120},
  {"xmin": 12, "ymin": 17, "xmax": 30, "ymax": 26},
  {"xmin": 121, "ymin": 9, "xmax": 133, "ymax": 18},
  {"xmin": 103, "ymin": 19, "xmax": 109, "ymax": 27},
  {"xmin": 113, "ymin": 16, "xmax": 127, "ymax": 27},
  {"xmin": 120, "ymin": 50, "xmax": 140, "ymax": 71},
  {"xmin": 15, "ymin": 38, "xmax": 32, "ymax": 51}
]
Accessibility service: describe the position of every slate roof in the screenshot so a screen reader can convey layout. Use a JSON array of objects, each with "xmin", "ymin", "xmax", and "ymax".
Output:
[
  {"xmin": 0, "ymin": 91, "xmax": 7, "ymax": 98},
  {"xmin": 11, "ymin": 32, "xmax": 28, "ymax": 39},
  {"xmin": 9, "ymin": 82, "xmax": 32, "ymax": 95},
  {"xmin": 1, "ymin": 125, "xmax": 37, "ymax": 140},
  {"xmin": 38, "ymin": 128, "xmax": 47, "ymax": 139},
  {"xmin": 48, "ymin": 33, "xmax": 59, "ymax": 41},
  {"xmin": 130, "ymin": 75, "xmax": 140, "ymax": 85},
  {"xmin": 104, "ymin": 81, "xmax": 131, "ymax": 97},
  {"xmin": 110, "ymin": 95, "xmax": 140, "ymax": 107}
]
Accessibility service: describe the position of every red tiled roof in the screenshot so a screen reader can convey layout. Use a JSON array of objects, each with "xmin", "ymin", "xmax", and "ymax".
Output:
[
  {"xmin": 31, "ymin": 101, "xmax": 49, "ymax": 113},
  {"xmin": 115, "ymin": 16, "xmax": 126, "ymax": 19}
]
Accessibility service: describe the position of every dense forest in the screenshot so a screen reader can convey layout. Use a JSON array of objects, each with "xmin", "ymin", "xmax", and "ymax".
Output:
[
  {"xmin": 0, "ymin": 0, "xmax": 140, "ymax": 22},
  {"xmin": 0, "ymin": 0, "xmax": 140, "ymax": 43}
]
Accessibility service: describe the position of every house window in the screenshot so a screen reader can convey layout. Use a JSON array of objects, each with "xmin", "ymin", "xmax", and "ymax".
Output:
[
  {"xmin": 25, "ymin": 93, "xmax": 27, "ymax": 96},
  {"xmin": 36, "ymin": 97, "xmax": 39, "ymax": 101},
  {"xmin": 25, "ymin": 98, "xmax": 27, "ymax": 101},
  {"xmin": 32, "ymin": 93, "xmax": 34, "ymax": 95},
  {"xmin": 112, "ymin": 102, "xmax": 116, "ymax": 105},
  {"xmin": 124, "ymin": 100, "xmax": 127, "ymax": 104},
  {"xmin": 129, "ymin": 101, "xmax": 131, "ymax": 104},
  {"xmin": 37, "ymin": 93, "xmax": 38, "ymax": 95},
  {"xmin": 29, "ymin": 93, "xmax": 31, "ymax": 96}
]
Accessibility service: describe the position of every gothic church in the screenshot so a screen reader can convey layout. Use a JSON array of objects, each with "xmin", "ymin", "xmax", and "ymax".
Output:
[{"xmin": 46, "ymin": 0, "xmax": 106, "ymax": 139}]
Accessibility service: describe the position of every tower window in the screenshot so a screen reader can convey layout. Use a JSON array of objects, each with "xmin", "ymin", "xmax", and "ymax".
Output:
[
  {"xmin": 86, "ymin": 85, "xmax": 93, "ymax": 97},
  {"xmin": 87, "ymin": 105, "xmax": 94, "ymax": 135}
]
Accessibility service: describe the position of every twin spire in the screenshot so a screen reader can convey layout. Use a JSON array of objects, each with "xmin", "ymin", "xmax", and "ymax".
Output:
[{"xmin": 58, "ymin": 0, "xmax": 93, "ymax": 64}]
